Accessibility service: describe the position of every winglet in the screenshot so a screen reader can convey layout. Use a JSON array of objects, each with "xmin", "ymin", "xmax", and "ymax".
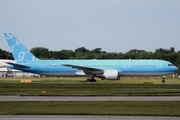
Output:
[{"xmin": 4, "ymin": 33, "xmax": 39, "ymax": 63}]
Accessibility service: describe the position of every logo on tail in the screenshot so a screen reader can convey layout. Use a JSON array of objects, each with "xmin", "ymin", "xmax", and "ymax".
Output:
[{"xmin": 4, "ymin": 33, "xmax": 39, "ymax": 63}]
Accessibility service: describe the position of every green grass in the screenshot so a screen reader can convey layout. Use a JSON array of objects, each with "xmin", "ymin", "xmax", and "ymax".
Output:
[
  {"xmin": 0, "ymin": 76, "xmax": 180, "ymax": 83},
  {"xmin": 0, "ymin": 82, "xmax": 180, "ymax": 96},
  {"xmin": 0, "ymin": 101, "xmax": 180, "ymax": 116},
  {"xmin": 0, "ymin": 77, "xmax": 180, "ymax": 116}
]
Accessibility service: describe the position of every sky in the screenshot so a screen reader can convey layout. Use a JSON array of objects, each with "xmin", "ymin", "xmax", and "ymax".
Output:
[{"xmin": 0, "ymin": 0, "xmax": 180, "ymax": 53}]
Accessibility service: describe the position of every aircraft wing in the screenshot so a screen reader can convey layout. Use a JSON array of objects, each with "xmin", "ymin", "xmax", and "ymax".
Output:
[
  {"xmin": 62, "ymin": 64, "xmax": 104, "ymax": 75},
  {"xmin": 5, "ymin": 62, "xmax": 31, "ymax": 68}
]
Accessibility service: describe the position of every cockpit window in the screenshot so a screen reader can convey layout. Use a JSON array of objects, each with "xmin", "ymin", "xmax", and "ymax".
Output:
[{"xmin": 168, "ymin": 64, "xmax": 174, "ymax": 66}]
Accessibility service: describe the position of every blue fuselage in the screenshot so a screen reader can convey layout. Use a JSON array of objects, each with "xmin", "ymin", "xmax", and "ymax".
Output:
[{"xmin": 9, "ymin": 59, "xmax": 178, "ymax": 77}]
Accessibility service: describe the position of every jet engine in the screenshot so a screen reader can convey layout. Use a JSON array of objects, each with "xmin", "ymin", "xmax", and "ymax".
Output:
[{"xmin": 102, "ymin": 70, "xmax": 120, "ymax": 80}]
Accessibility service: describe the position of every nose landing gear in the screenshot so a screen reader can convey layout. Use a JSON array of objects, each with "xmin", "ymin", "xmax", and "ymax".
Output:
[
  {"xmin": 162, "ymin": 76, "xmax": 166, "ymax": 83},
  {"xmin": 162, "ymin": 78, "xmax": 165, "ymax": 83}
]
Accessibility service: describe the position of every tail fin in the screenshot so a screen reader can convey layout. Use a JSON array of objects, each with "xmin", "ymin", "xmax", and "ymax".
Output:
[{"xmin": 4, "ymin": 33, "xmax": 39, "ymax": 63}]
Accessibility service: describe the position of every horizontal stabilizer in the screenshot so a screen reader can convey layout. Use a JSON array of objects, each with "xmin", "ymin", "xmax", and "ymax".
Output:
[{"xmin": 5, "ymin": 62, "xmax": 31, "ymax": 68}]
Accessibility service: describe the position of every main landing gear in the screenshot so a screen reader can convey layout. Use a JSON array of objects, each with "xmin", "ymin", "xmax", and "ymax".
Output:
[
  {"xmin": 87, "ymin": 79, "xmax": 96, "ymax": 82},
  {"xmin": 86, "ymin": 75, "xmax": 96, "ymax": 82},
  {"xmin": 162, "ymin": 76, "xmax": 166, "ymax": 83}
]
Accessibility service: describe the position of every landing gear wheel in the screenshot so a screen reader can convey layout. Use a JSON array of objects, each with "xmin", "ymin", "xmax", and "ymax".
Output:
[
  {"xmin": 86, "ymin": 75, "xmax": 96, "ymax": 82},
  {"xmin": 92, "ymin": 79, "xmax": 96, "ymax": 82},
  {"xmin": 86, "ymin": 79, "xmax": 96, "ymax": 82},
  {"xmin": 101, "ymin": 77, "xmax": 105, "ymax": 80},
  {"xmin": 162, "ymin": 79, "xmax": 165, "ymax": 83}
]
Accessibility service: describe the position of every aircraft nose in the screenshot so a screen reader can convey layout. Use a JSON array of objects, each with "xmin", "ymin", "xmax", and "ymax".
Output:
[{"xmin": 173, "ymin": 66, "xmax": 178, "ymax": 73}]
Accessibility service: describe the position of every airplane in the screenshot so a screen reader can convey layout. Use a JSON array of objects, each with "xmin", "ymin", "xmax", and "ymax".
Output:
[
  {"xmin": 3, "ymin": 33, "xmax": 178, "ymax": 83},
  {"xmin": 0, "ymin": 59, "xmax": 15, "ymax": 77},
  {"xmin": 0, "ymin": 59, "xmax": 14, "ymax": 68},
  {"xmin": 0, "ymin": 59, "xmax": 38, "ymax": 77}
]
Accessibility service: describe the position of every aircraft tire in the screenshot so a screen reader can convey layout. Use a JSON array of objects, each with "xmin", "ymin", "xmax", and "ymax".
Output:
[
  {"xmin": 87, "ymin": 79, "xmax": 96, "ymax": 82},
  {"xmin": 101, "ymin": 77, "xmax": 105, "ymax": 80},
  {"xmin": 162, "ymin": 79, "xmax": 165, "ymax": 83}
]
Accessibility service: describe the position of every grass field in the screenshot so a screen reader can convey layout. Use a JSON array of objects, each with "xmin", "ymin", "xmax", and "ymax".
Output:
[
  {"xmin": 0, "ymin": 76, "xmax": 180, "ymax": 83},
  {"xmin": 0, "ymin": 78, "xmax": 180, "ymax": 96},
  {"xmin": 0, "ymin": 77, "xmax": 180, "ymax": 116},
  {"xmin": 0, "ymin": 101, "xmax": 180, "ymax": 116}
]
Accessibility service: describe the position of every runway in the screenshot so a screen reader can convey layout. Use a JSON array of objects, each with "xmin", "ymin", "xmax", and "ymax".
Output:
[
  {"xmin": 1, "ymin": 96, "xmax": 180, "ymax": 101},
  {"xmin": 0, "ymin": 115, "xmax": 180, "ymax": 120}
]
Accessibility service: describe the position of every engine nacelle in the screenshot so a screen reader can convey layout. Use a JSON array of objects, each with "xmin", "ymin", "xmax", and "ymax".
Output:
[{"xmin": 103, "ymin": 70, "xmax": 120, "ymax": 80}]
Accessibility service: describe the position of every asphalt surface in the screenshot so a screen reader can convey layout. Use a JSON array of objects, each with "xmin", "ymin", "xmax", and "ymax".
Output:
[
  {"xmin": 1, "ymin": 96, "xmax": 180, "ymax": 101},
  {"xmin": 0, "ymin": 115, "xmax": 180, "ymax": 120}
]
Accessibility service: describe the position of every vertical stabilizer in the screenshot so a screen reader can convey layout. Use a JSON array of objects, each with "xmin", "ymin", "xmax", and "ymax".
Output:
[{"xmin": 4, "ymin": 33, "xmax": 39, "ymax": 63}]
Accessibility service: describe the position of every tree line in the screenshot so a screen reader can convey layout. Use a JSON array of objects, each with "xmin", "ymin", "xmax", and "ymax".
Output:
[{"xmin": 0, "ymin": 47, "xmax": 180, "ymax": 72}]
